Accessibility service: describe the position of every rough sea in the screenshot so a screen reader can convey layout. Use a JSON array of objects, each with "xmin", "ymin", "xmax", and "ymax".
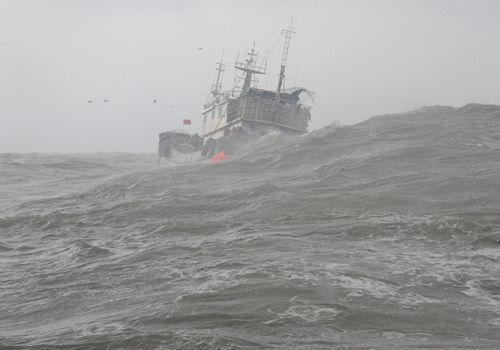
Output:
[{"xmin": 1, "ymin": 104, "xmax": 500, "ymax": 349}]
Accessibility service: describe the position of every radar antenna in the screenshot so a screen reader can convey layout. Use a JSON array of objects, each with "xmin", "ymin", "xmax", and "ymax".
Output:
[
  {"xmin": 234, "ymin": 42, "xmax": 266, "ymax": 95},
  {"xmin": 276, "ymin": 18, "xmax": 295, "ymax": 101}
]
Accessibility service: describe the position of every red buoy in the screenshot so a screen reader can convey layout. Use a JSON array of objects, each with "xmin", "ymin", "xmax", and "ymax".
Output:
[{"xmin": 211, "ymin": 151, "xmax": 228, "ymax": 162}]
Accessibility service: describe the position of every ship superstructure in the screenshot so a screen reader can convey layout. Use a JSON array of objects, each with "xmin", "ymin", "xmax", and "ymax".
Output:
[{"xmin": 158, "ymin": 23, "xmax": 312, "ymax": 163}]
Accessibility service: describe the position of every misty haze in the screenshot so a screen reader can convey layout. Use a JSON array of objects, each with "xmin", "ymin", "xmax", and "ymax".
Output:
[{"xmin": 1, "ymin": 1, "xmax": 500, "ymax": 349}]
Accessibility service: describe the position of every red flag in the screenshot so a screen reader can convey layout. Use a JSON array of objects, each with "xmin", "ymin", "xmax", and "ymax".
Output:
[{"xmin": 183, "ymin": 119, "xmax": 192, "ymax": 125}]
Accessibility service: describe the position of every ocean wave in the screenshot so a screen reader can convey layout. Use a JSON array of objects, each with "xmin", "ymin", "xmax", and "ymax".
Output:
[
  {"xmin": 69, "ymin": 239, "xmax": 112, "ymax": 260},
  {"xmin": 2, "ymin": 104, "xmax": 500, "ymax": 348}
]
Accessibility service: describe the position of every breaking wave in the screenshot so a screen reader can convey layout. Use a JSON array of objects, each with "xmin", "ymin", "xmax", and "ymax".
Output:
[{"xmin": 1, "ymin": 104, "xmax": 500, "ymax": 349}]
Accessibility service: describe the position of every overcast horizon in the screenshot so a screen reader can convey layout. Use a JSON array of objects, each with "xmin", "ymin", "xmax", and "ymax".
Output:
[{"xmin": 2, "ymin": 0, "xmax": 500, "ymax": 153}]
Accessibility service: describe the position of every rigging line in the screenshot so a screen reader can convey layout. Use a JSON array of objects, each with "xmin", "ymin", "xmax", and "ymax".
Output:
[{"xmin": 268, "ymin": 31, "xmax": 283, "ymax": 56}]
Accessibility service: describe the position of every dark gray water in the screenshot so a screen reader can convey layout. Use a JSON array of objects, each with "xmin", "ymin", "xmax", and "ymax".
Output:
[{"xmin": 1, "ymin": 104, "xmax": 500, "ymax": 349}]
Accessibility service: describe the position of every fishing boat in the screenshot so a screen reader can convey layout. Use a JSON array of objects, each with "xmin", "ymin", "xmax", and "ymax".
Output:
[{"xmin": 158, "ymin": 23, "xmax": 312, "ymax": 164}]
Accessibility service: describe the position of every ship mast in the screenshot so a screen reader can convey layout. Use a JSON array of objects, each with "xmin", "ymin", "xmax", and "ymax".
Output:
[
  {"xmin": 276, "ymin": 19, "xmax": 295, "ymax": 101},
  {"xmin": 210, "ymin": 56, "xmax": 225, "ymax": 101},
  {"xmin": 234, "ymin": 42, "xmax": 266, "ymax": 95}
]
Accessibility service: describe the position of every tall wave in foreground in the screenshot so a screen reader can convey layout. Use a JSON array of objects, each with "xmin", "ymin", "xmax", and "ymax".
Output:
[{"xmin": 1, "ymin": 104, "xmax": 500, "ymax": 349}]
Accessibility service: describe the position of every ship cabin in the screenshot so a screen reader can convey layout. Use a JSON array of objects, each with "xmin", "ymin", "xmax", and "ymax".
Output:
[
  {"xmin": 201, "ymin": 23, "xmax": 310, "ymax": 140},
  {"xmin": 201, "ymin": 88, "xmax": 311, "ymax": 139}
]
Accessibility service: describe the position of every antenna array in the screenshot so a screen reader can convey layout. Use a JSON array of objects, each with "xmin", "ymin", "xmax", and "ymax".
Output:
[{"xmin": 276, "ymin": 19, "xmax": 295, "ymax": 100}]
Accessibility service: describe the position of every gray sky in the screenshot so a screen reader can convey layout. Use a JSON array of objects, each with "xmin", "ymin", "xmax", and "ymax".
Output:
[{"xmin": 1, "ymin": 0, "xmax": 500, "ymax": 153}]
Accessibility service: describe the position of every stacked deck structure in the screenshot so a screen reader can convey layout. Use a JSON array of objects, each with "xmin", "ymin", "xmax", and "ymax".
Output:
[{"xmin": 158, "ymin": 22, "xmax": 312, "ymax": 163}]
